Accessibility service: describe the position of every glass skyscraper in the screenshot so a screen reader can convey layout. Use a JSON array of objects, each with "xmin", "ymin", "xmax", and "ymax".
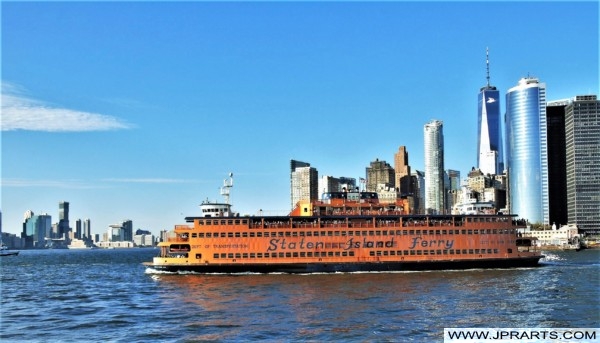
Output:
[
  {"xmin": 424, "ymin": 120, "xmax": 444, "ymax": 214},
  {"xmin": 505, "ymin": 77, "xmax": 548, "ymax": 225},
  {"xmin": 477, "ymin": 49, "xmax": 503, "ymax": 175}
]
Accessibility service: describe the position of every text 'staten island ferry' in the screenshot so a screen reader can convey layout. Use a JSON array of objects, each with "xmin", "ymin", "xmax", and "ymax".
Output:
[{"xmin": 145, "ymin": 174, "xmax": 543, "ymax": 273}]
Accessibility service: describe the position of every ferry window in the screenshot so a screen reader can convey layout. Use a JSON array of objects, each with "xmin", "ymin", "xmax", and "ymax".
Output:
[
  {"xmin": 235, "ymin": 220, "xmax": 240, "ymax": 225},
  {"xmin": 362, "ymin": 231, "xmax": 367, "ymax": 236},
  {"xmin": 220, "ymin": 253, "xmax": 226, "ymax": 258},
  {"xmin": 436, "ymin": 250, "xmax": 442, "ymax": 255},
  {"xmin": 369, "ymin": 251, "xmax": 375, "ymax": 256},
  {"xmin": 228, "ymin": 253, "xmax": 234, "ymax": 258},
  {"xmin": 300, "ymin": 252, "xmax": 306, "ymax": 257},
  {"xmin": 228, "ymin": 233, "xmax": 233, "ymax": 237},
  {"xmin": 293, "ymin": 252, "xmax": 299, "ymax": 258},
  {"xmin": 292, "ymin": 231, "xmax": 298, "ymax": 237},
  {"xmin": 468, "ymin": 249, "xmax": 473, "ymax": 254},
  {"xmin": 307, "ymin": 252, "xmax": 313, "ymax": 257},
  {"xmin": 507, "ymin": 249, "xmax": 512, "ymax": 253},
  {"xmin": 214, "ymin": 253, "xmax": 219, "ymax": 259},
  {"xmin": 349, "ymin": 251, "xmax": 355, "ymax": 257},
  {"xmin": 435, "ymin": 230, "xmax": 440, "ymax": 235},
  {"xmin": 278, "ymin": 232, "xmax": 284, "ymax": 237},
  {"xmin": 341, "ymin": 231, "xmax": 347, "ymax": 236},
  {"xmin": 221, "ymin": 220, "xmax": 226, "ymax": 225},
  {"xmin": 250, "ymin": 253, "xmax": 255, "ymax": 258},
  {"xmin": 279, "ymin": 252, "xmax": 284, "ymax": 258},
  {"xmin": 285, "ymin": 252, "xmax": 291, "ymax": 258},
  {"xmin": 199, "ymin": 233, "xmax": 205, "ymax": 238},
  {"xmin": 220, "ymin": 233, "xmax": 226, "ymax": 237},
  {"xmin": 455, "ymin": 250, "xmax": 460, "ymax": 255},
  {"xmin": 474, "ymin": 230, "xmax": 479, "ymax": 234},
  {"xmin": 442, "ymin": 250, "xmax": 448, "ymax": 255},
  {"xmin": 242, "ymin": 253, "xmax": 248, "ymax": 258},
  {"xmin": 403, "ymin": 230, "xmax": 408, "ymax": 235},
  {"xmin": 416, "ymin": 250, "xmax": 422, "ymax": 255},
  {"xmin": 429, "ymin": 230, "xmax": 435, "ymax": 235},
  {"xmin": 198, "ymin": 220, "xmax": 204, "ymax": 225},
  {"xmin": 423, "ymin": 250, "xmax": 429, "ymax": 255},
  {"xmin": 409, "ymin": 250, "xmax": 415, "ymax": 255},
  {"xmin": 461, "ymin": 230, "xmax": 467, "ymax": 234},
  {"xmin": 257, "ymin": 253, "xmax": 262, "ymax": 258},
  {"xmin": 474, "ymin": 249, "xmax": 480, "ymax": 254},
  {"xmin": 206, "ymin": 233, "xmax": 212, "ymax": 238},
  {"xmin": 334, "ymin": 231, "xmax": 340, "ymax": 236},
  {"xmin": 321, "ymin": 231, "xmax": 326, "ymax": 236},
  {"xmin": 257, "ymin": 232, "xmax": 262, "ymax": 237},
  {"xmin": 342, "ymin": 252, "xmax": 348, "ymax": 257},
  {"xmin": 228, "ymin": 220, "xmax": 233, "ymax": 225},
  {"xmin": 242, "ymin": 232, "xmax": 248, "ymax": 237},
  {"xmin": 235, "ymin": 253, "xmax": 241, "ymax": 259},
  {"xmin": 235, "ymin": 232, "xmax": 241, "ymax": 237},
  {"xmin": 383, "ymin": 251, "xmax": 388, "ymax": 256},
  {"xmin": 467, "ymin": 230, "xmax": 473, "ymax": 235},
  {"xmin": 441, "ymin": 230, "xmax": 447, "ymax": 235},
  {"xmin": 299, "ymin": 231, "xmax": 305, "ymax": 237},
  {"xmin": 376, "ymin": 231, "xmax": 381, "ymax": 235},
  {"xmin": 369, "ymin": 231, "xmax": 375, "ymax": 236},
  {"xmin": 205, "ymin": 220, "xmax": 211, "ymax": 225},
  {"xmin": 192, "ymin": 233, "xmax": 197, "ymax": 238},
  {"xmin": 449, "ymin": 250, "xmax": 454, "ymax": 255},
  {"xmin": 390, "ymin": 251, "xmax": 395, "ymax": 255},
  {"xmin": 494, "ymin": 249, "xmax": 499, "ymax": 254},
  {"xmin": 285, "ymin": 232, "xmax": 291, "ymax": 237}
]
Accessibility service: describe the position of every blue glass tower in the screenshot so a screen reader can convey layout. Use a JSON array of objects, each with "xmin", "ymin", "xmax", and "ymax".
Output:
[
  {"xmin": 505, "ymin": 77, "xmax": 548, "ymax": 225},
  {"xmin": 477, "ymin": 48, "xmax": 503, "ymax": 175}
]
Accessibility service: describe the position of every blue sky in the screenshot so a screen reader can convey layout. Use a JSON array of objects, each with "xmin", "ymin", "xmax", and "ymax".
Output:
[{"xmin": 1, "ymin": 1, "xmax": 598, "ymax": 236}]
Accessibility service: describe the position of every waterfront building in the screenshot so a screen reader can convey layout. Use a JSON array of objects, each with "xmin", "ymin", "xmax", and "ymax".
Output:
[
  {"xmin": 22, "ymin": 211, "xmax": 51, "ymax": 248},
  {"xmin": 546, "ymin": 99, "xmax": 569, "ymax": 227},
  {"xmin": 365, "ymin": 159, "xmax": 395, "ymax": 192},
  {"xmin": 319, "ymin": 175, "xmax": 341, "ymax": 196},
  {"xmin": 505, "ymin": 77, "xmax": 548, "ymax": 225},
  {"xmin": 75, "ymin": 219, "xmax": 82, "ymax": 239},
  {"xmin": 394, "ymin": 146, "xmax": 411, "ymax": 195},
  {"xmin": 290, "ymin": 159, "xmax": 318, "ymax": 210},
  {"xmin": 565, "ymin": 95, "xmax": 600, "ymax": 234},
  {"xmin": 424, "ymin": 120, "xmax": 445, "ymax": 214},
  {"xmin": 108, "ymin": 220, "xmax": 133, "ymax": 242},
  {"xmin": 477, "ymin": 48, "xmax": 503, "ymax": 175}
]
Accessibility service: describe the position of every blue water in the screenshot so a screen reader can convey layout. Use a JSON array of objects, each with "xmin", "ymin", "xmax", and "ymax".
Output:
[{"xmin": 1, "ymin": 248, "xmax": 598, "ymax": 342}]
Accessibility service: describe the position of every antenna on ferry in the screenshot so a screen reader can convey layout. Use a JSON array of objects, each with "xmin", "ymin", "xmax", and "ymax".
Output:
[{"xmin": 221, "ymin": 172, "xmax": 234, "ymax": 204}]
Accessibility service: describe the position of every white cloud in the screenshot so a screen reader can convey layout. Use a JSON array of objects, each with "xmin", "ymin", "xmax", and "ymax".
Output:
[
  {"xmin": 103, "ymin": 178, "xmax": 195, "ymax": 184},
  {"xmin": 1, "ymin": 178, "xmax": 104, "ymax": 189},
  {"xmin": 1, "ymin": 81, "xmax": 133, "ymax": 132}
]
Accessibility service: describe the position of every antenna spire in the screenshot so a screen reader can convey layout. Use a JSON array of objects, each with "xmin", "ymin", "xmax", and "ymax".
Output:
[{"xmin": 486, "ymin": 47, "xmax": 490, "ymax": 88}]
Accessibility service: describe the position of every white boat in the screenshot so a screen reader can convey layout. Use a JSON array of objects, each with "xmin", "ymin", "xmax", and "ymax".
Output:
[{"xmin": 67, "ymin": 238, "xmax": 95, "ymax": 249}]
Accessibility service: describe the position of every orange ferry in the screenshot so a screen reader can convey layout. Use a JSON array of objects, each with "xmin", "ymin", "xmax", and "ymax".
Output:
[{"xmin": 145, "ymin": 175, "xmax": 543, "ymax": 273}]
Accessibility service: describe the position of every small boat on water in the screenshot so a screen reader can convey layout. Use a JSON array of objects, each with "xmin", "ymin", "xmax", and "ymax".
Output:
[
  {"xmin": 144, "ymin": 174, "xmax": 544, "ymax": 273},
  {"xmin": 0, "ymin": 244, "xmax": 19, "ymax": 257}
]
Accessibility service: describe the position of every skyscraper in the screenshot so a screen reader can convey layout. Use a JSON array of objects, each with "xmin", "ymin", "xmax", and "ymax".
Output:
[
  {"xmin": 565, "ymin": 95, "xmax": 600, "ymax": 234},
  {"xmin": 505, "ymin": 77, "xmax": 548, "ymax": 225},
  {"xmin": 290, "ymin": 159, "xmax": 318, "ymax": 210},
  {"xmin": 546, "ymin": 99, "xmax": 569, "ymax": 227},
  {"xmin": 424, "ymin": 120, "xmax": 444, "ymax": 214},
  {"xmin": 58, "ymin": 201, "xmax": 70, "ymax": 238},
  {"xmin": 365, "ymin": 159, "xmax": 395, "ymax": 192},
  {"xmin": 477, "ymin": 48, "xmax": 503, "ymax": 175},
  {"xmin": 394, "ymin": 146, "xmax": 411, "ymax": 195}
]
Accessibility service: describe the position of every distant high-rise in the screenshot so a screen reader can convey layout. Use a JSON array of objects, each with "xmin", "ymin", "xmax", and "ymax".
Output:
[
  {"xmin": 394, "ymin": 146, "xmax": 411, "ymax": 195},
  {"xmin": 477, "ymin": 48, "xmax": 503, "ymax": 175},
  {"xmin": 366, "ymin": 159, "xmax": 395, "ymax": 192},
  {"xmin": 290, "ymin": 159, "xmax": 318, "ymax": 210},
  {"xmin": 505, "ymin": 77, "xmax": 548, "ymax": 224},
  {"xmin": 58, "ymin": 201, "xmax": 70, "ymax": 238},
  {"xmin": 424, "ymin": 120, "xmax": 445, "ymax": 214},
  {"xmin": 565, "ymin": 95, "xmax": 600, "ymax": 234}
]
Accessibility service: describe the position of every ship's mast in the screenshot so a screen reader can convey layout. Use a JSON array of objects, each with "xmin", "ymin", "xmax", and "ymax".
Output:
[{"xmin": 220, "ymin": 173, "xmax": 234, "ymax": 205}]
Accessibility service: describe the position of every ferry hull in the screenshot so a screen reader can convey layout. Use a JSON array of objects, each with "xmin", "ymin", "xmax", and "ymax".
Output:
[{"xmin": 147, "ymin": 256, "xmax": 543, "ymax": 274}]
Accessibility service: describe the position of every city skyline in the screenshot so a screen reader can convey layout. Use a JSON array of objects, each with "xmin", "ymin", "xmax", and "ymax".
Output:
[{"xmin": 2, "ymin": 1, "xmax": 598, "ymax": 236}]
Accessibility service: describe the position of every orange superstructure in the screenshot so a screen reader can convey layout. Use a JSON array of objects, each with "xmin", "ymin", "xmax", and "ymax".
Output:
[{"xmin": 145, "ymin": 186, "xmax": 543, "ymax": 273}]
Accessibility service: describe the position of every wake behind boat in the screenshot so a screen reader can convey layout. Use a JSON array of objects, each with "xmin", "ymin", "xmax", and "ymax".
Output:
[{"xmin": 144, "ymin": 174, "xmax": 543, "ymax": 273}]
